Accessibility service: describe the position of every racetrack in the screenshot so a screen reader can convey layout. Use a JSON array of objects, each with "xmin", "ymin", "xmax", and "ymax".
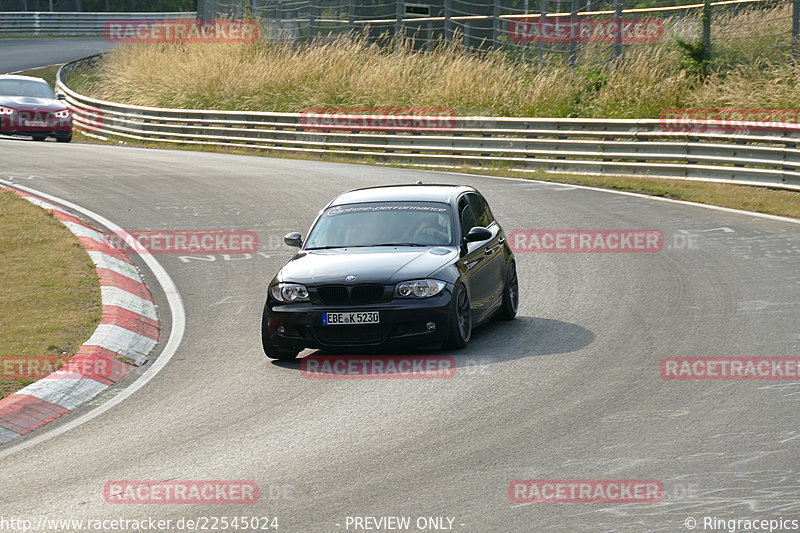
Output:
[
  {"xmin": 1, "ymin": 138, "xmax": 798, "ymax": 531},
  {"xmin": 0, "ymin": 38, "xmax": 113, "ymax": 73}
]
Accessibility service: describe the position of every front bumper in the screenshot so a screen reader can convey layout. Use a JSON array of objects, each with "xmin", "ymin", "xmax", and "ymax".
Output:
[
  {"xmin": 1, "ymin": 117, "xmax": 72, "ymax": 137},
  {"xmin": 266, "ymin": 289, "xmax": 453, "ymax": 350},
  {"xmin": 0, "ymin": 127, "xmax": 72, "ymax": 138}
]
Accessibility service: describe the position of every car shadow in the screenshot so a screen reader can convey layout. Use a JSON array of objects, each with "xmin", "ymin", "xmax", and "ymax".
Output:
[{"xmin": 269, "ymin": 316, "xmax": 595, "ymax": 372}]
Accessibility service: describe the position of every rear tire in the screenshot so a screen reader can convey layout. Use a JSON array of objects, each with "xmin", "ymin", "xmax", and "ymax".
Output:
[
  {"xmin": 56, "ymin": 135, "xmax": 72, "ymax": 143},
  {"xmin": 497, "ymin": 261, "xmax": 519, "ymax": 321},
  {"xmin": 446, "ymin": 284, "xmax": 472, "ymax": 349},
  {"xmin": 261, "ymin": 303, "xmax": 299, "ymax": 361}
]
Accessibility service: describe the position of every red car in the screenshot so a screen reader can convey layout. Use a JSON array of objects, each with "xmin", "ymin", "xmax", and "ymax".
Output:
[{"xmin": 0, "ymin": 74, "xmax": 72, "ymax": 143}]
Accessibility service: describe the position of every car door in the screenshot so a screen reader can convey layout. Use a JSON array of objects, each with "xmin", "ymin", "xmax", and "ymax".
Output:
[
  {"xmin": 457, "ymin": 194, "xmax": 494, "ymax": 317},
  {"xmin": 466, "ymin": 192, "xmax": 506, "ymax": 311}
]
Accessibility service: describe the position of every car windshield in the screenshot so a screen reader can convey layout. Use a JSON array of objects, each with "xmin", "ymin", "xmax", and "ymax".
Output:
[
  {"xmin": 0, "ymin": 79, "xmax": 55, "ymax": 99},
  {"xmin": 305, "ymin": 201, "xmax": 455, "ymax": 249}
]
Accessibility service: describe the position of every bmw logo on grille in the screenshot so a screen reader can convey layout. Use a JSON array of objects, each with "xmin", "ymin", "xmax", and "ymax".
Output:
[{"xmin": 345, "ymin": 275, "xmax": 357, "ymax": 282}]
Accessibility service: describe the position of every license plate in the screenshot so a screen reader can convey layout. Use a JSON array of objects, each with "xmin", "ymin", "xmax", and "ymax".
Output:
[
  {"xmin": 24, "ymin": 121, "xmax": 47, "ymax": 127},
  {"xmin": 322, "ymin": 311, "xmax": 380, "ymax": 325}
]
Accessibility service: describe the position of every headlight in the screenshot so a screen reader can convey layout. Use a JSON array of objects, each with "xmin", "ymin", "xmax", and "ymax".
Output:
[
  {"xmin": 0, "ymin": 106, "xmax": 14, "ymax": 115},
  {"xmin": 394, "ymin": 279, "xmax": 447, "ymax": 299},
  {"xmin": 270, "ymin": 283, "xmax": 309, "ymax": 303},
  {"xmin": 53, "ymin": 109, "xmax": 71, "ymax": 118}
]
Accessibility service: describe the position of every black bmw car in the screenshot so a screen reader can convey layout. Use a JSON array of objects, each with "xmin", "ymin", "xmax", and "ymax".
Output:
[{"xmin": 261, "ymin": 184, "xmax": 518, "ymax": 360}]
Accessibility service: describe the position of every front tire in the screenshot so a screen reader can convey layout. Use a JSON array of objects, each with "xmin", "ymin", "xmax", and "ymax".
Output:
[
  {"xmin": 446, "ymin": 284, "xmax": 472, "ymax": 349},
  {"xmin": 56, "ymin": 135, "xmax": 72, "ymax": 143},
  {"xmin": 497, "ymin": 261, "xmax": 519, "ymax": 321},
  {"xmin": 261, "ymin": 303, "xmax": 299, "ymax": 361}
]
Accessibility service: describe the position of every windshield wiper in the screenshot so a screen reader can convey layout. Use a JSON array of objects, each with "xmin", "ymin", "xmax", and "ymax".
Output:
[
  {"xmin": 307, "ymin": 243, "xmax": 430, "ymax": 249},
  {"xmin": 372, "ymin": 243, "xmax": 429, "ymax": 247}
]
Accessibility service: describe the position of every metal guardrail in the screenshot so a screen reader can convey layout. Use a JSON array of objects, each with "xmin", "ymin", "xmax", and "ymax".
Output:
[
  {"xmin": 55, "ymin": 55, "xmax": 800, "ymax": 191},
  {"xmin": 0, "ymin": 12, "xmax": 196, "ymax": 36}
]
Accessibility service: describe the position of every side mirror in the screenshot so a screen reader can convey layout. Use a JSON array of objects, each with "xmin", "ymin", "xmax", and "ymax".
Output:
[
  {"xmin": 463, "ymin": 226, "xmax": 492, "ymax": 243},
  {"xmin": 284, "ymin": 232, "xmax": 303, "ymax": 248},
  {"xmin": 56, "ymin": 94, "xmax": 66, "ymax": 100}
]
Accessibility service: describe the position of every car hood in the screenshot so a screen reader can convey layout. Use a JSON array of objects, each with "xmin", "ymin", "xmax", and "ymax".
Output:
[
  {"xmin": 277, "ymin": 247, "xmax": 458, "ymax": 285},
  {"xmin": 0, "ymin": 96, "xmax": 65, "ymax": 111}
]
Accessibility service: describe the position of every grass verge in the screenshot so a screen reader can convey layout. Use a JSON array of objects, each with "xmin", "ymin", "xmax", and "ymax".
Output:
[
  {"xmin": 0, "ymin": 189, "xmax": 101, "ymax": 400},
  {"xmin": 66, "ymin": 4, "xmax": 797, "ymax": 118}
]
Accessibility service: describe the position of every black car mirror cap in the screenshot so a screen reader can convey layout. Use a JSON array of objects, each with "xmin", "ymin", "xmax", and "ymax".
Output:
[
  {"xmin": 56, "ymin": 93, "xmax": 66, "ymax": 100},
  {"xmin": 284, "ymin": 232, "xmax": 303, "ymax": 247},
  {"xmin": 463, "ymin": 226, "xmax": 492, "ymax": 243}
]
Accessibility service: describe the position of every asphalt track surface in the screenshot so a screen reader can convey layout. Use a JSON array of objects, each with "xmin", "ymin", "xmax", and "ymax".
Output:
[
  {"xmin": 1, "ymin": 40, "xmax": 799, "ymax": 533},
  {"xmin": 0, "ymin": 37, "xmax": 113, "ymax": 73}
]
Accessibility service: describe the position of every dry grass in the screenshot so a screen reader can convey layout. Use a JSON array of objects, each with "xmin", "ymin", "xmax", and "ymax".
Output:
[
  {"xmin": 0, "ymin": 189, "xmax": 101, "ymax": 399},
  {"xmin": 71, "ymin": 37, "xmax": 579, "ymax": 116},
  {"xmin": 68, "ymin": 3, "xmax": 796, "ymax": 118}
]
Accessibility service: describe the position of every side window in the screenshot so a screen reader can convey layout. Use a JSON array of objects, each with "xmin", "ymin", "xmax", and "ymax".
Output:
[
  {"xmin": 466, "ymin": 193, "xmax": 494, "ymax": 228},
  {"xmin": 458, "ymin": 197, "xmax": 478, "ymax": 239}
]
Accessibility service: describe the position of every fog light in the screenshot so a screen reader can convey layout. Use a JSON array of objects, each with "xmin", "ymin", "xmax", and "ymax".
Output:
[
  {"xmin": 426, "ymin": 322, "xmax": 436, "ymax": 332},
  {"xmin": 277, "ymin": 325, "xmax": 285, "ymax": 334}
]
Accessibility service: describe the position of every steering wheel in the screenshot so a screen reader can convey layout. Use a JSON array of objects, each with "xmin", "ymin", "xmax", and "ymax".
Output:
[{"xmin": 413, "ymin": 225, "xmax": 449, "ymax": 244}]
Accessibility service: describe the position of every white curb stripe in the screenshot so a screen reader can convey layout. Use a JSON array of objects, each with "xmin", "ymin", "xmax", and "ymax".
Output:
[
  {"xmin": 100, "ymin": 286, "xmax": 158, "ymax": 321},
  {"xmin": 17, "ymin": 378, "xmax": 109, "ymax": 411},
  {"xmin": 87, "ymin": 251, "xmax": 139, "ymax": 280},
  {"xmin": 19, "ymin": 196, "xmax": 64, "ymax": 213},
  {"xmin": 0, "ymin": 428, "xmax": 21, "ymax": 445},
  {"xmin": 63, "ymin": 221, "xmax": 105, "ymax": 243},
  {"xmin": 83, "ymin": 324, "xmax": 157, "ymax": 365}
]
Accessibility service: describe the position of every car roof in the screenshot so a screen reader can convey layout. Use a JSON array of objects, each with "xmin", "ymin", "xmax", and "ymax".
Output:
[
  {"xmin": 0, "ymin": 74, "xmax": 50, "ymax": 85},
  {"xmin": 330, "ymin": 184, "xmax": 476, "ymax": 206}
]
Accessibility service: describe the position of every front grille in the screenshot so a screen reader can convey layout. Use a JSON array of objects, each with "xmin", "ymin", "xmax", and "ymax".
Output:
[
  {"xmin": 314, "ymin": 324, "xmax": 389, "ymax": 345},
  {"xmin": 315, "ymin": 284, "xmax": 387, "ymax": 305},
  {"xmin": 317, "ymin": 285, "xmax": 349, "ymax": 305},
  {"xmin": 351, "ymin": 284, "xmax": 385, "ymax": 304}
]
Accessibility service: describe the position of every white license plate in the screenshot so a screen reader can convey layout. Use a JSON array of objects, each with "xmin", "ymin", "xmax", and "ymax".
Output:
[
  {"xmin": 322, "ymin": 311, "xmax": 380, "ymax": 325},
  {"xmin": 24, "ymin": 121, "xmax": 47, "ymax": 127}
]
